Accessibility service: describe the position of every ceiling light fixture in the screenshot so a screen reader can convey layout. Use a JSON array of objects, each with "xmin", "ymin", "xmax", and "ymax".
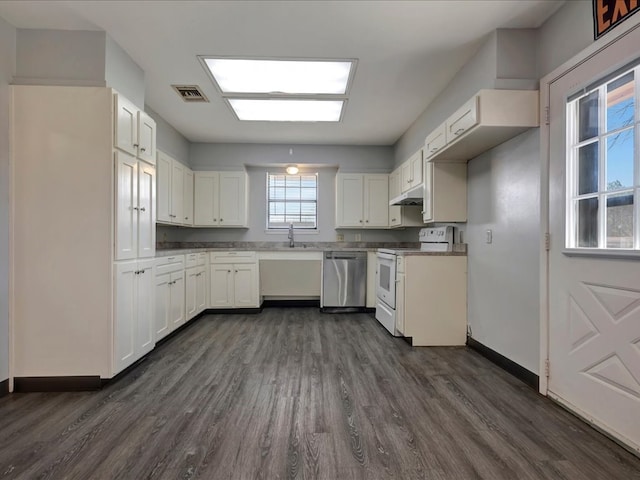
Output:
[
  {"xmin": 286, "ymin": 165, "xmax": 299, "ymax": 175},
  {"xmin": 198, "ymin": 56, "xmax": 356, "ymax": 122}
]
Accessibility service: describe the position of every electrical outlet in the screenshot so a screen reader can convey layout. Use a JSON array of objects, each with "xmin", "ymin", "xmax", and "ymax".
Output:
[
  {"xmin": 355, "ymin": 233, "xmax": 362, "ymax": 241},
  {"xmin": 336, "ymin": 233, "xmax": 344, "ymax": 241}
]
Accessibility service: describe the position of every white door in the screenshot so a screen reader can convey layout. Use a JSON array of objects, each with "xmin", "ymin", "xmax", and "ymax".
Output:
[
  {"xmin": 170, "ymin": 270, "xmax": 185, "ymax": 330},
  {"xmin": 364, "ymin": 174, "xmax": 389, "ymax": 227},
  {"xmin": 546, "ymin": 25, "xmax": 640, "ymax": 452},
  {"xmin": 234, "ymin": 264, "xmax": 258, "ymax": 307},
  {"xmin": 219, "ymin": 172, "xmax": 247, "ymax": 226},
  {"xmin": 183, "ymin": 168, "xmax": 194, "ymax": 226},
  {"xmin": 336, "ymin": 174, "xmax": 364, "ymax": 227},
  {"xmin": 155, "ymin": 272, "xmax": 172, "ymax": 340},
  {"xmin": 194, "ymin": 171, "xmax": 219, "ymax": 226},
  {"xmin": 170, "ymin": 161, "xmax": 184, "ymax": 224},
  {"xmin": 210, "ymin": 264, "xmax": 233, "ymax": 307},
  {"xmin": 114, "ymin": 94, "xmax": 137, "ymax": 156},
  {"xmin": 136, "ymin": 111, "xmax": 156, "ymax": 164},
  {"xmin": 115, "ymin": 152, "xmax": 138, "ymax": 261},
  {"xmin": 137, "ymin": 162, "xmax": 156, "ymax": 258},
  {"xmin": 136, "ymin": 260, "xmax": 155, "ymax": 356},
  {"xmin": 114, "ymin": 261, "xmax": 137, "ymax": 373},
  {"xmin": 185, "ymin": 267, "xmax": 198, "ymax": 320},
  {"xmin": 156, "ymin": 151, "xmax": 172, "ymax": 223}
]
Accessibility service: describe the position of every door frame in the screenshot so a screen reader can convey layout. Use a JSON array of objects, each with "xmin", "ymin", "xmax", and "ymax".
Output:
[{"xmin": 539, "ymin": 17, "xmax": 640, "ymax": 397}]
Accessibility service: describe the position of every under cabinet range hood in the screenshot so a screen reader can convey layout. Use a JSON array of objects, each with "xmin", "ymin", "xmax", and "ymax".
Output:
[{"xmin": 389, "ymin": 183, "xmax": 424, "ymax": 206}]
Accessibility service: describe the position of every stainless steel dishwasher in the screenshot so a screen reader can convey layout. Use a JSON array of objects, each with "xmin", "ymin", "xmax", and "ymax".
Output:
[{"xmin": 321, "ymin": 251, "xmax": 367, "ymax": 311}]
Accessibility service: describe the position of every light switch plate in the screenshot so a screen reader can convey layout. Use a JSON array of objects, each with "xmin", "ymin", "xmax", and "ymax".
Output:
[{"xmin": 486, "ymin": 229, "xmax": 492, "ymax": 244}]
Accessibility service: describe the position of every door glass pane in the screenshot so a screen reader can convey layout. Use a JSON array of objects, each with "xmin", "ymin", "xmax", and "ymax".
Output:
[
  {"xmin": 579, "ymin": 91, "xmax": 599, "ymax": 142},
  {"xmin": 577, "ymin": 197, "xmax": 599, "ymax": 247},
  {"xmin": 605, "ymin": 128, "xmax": 634, "ymax": 190},
  {"xmin": 578, "ymin": 142, "xmax": 598, "ymax": 195},
  {"xmin": 607, "ymin": 72, "xmax": 635, "ymax": 132},
  {"xmin": 606, "ymin": 193, "xmax": 634, "ymax": 248}
]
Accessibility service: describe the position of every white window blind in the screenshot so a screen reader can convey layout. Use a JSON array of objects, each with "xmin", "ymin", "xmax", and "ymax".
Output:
[{"xmin": 267, "ymin": 173, "xmax": 317, "ymax": 229}]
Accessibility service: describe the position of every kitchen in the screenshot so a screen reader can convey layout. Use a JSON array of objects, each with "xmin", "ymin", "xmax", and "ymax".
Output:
[{"xmin": 1, "ymin": 1, "xmax": 640, "ymax": 478}]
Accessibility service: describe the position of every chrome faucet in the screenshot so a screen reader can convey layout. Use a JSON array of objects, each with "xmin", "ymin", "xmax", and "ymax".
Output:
[{"xmin": 288, "ymin": 223, "xmax": 295, "ymax": 248}]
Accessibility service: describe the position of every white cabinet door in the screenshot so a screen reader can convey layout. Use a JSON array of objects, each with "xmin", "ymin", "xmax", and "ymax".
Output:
[
  {"xmin": 138, "ymin": 162, "xmax": 156, "ymax": 258},
  {"xmin": 218, "ymin": 171, "xmax": 247, "ymax": 227},
  {"xmin": 155, "ymin": 272, "xmax": 172, "ymax": 341},
  {"xmin": 210, "ymin": 264, "xmax": 233, "ymax": 307},
  {"xmin": 389, "ymin": 168, "xmax": 401, "ymax": 200},
  {"xmin": 195, "ymin": 266, "xmax": 207, "ymax": 314},
  {"xmin": 114, "ymin": 261, "xmax": 137, "ymax": 373},
  {"xmin": 410, "ymin": 149, "xmax": 423, "ymax": 188},
  {"xmin": 156, "ymin": 151, "xmax": 172, "ymax": 224},
  {"xmin": 136, "ymin": 111, "xmax": 156, "ymax": 164},
  {"xmin": 194, "ymin": 171, "xmax": 219, "ymax": 226},
  {"xmin": 170, "ymin": 161, "xmax": 184, "ymax": 224},
  {"xmin": 234, "ymin": 263, "xmax": 258, "ymax": 308},
  {"xmin": 185, "ymin": 267, "xmax": 198, "ymax": 320},
  {"xmin": 115, "ymin": 152, "xmax": 138, "ymax": 261},
  {"xmin": 401, "ymin": 161, "xmax": 412, "ymax": 193},
  {"xmin": 136, "ymin": 260, "xmax": 155, "ymax": 357},
  {"xmin": 114, "ymin": 94, "xmax": 137, "ymax": 157},
  {"xmin": 395, "ymin": 272, "xmax": 406, "ymax": 336},
  {"xmin": 364, "ymin": 174, "xmax": 389, "ymax": 227},
  {"xmin": 336, "ymin": 174, "xmax": 364, "ymax": 227},
  {"xmin": 170, "ymin": 270, "xmax": 185, "ymax": 330},
  {"xmin": 183, "ymin": 168, "xmax": 194, "ymax": 226}
]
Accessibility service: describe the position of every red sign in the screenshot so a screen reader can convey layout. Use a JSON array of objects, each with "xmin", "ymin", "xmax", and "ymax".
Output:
[{"xmin": 593, "ymin": 0, "xmax": 640, "ymax": 38}]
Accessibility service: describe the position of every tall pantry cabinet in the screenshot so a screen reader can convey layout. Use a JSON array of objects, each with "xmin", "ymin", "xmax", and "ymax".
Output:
[{"xmin": 11, "ymin": 85, "xmax": 157, "ymax": 383}]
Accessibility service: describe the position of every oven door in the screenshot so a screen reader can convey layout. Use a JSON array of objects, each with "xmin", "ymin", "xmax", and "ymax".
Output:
[{"xmin": 376, "ymin": 252, "xmax": 396, "ymax": 309}]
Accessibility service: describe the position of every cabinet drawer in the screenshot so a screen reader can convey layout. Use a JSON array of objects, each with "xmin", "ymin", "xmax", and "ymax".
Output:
[
  {"xmin": 445, "ymin": 95, "xmax": 478, "ymax": 143},
  {"xmin": 210, "ymin": 251, "xmax": 256, "ymax": 264},
  {"xmin": 424, "ymin": 123, "xmax": 447, "ymax": 159},
  {"xmin": 155, "ymin": 254, "xmax": 185, "ymax": 275},
  {"xmin": 185, "ymin": 253, "xmax": 198, "ymax": 269},
  {"xmin": 197, "ymin": 252, "xmax": 207, "ymax": 266}
]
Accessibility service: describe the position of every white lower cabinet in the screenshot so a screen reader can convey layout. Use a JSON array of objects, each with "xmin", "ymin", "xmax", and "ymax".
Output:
[
  {"xmin": 114, "ymin": 259, "xmax": 155, "ymax": 374},
  {"xmin": 186, "ymin": 264, "xmax": 207, "ymax": 319},
  {"xmin": 209, "ymin": 252, "xmax": 259, "ymax": 308},
  {"xmin": 155, "ymin": 255, "xmax": 186, "ymax": 341}
]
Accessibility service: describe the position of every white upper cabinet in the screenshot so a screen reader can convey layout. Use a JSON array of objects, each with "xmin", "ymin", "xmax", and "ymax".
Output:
[
  {"xmin": 425, "ymin": 89, "xmax": 539, "ymax": 163},
  {"xmin": 115, "ymin": 152, "xmax": 156, "ymax": 261},
  {"xmin": 423, "ymin": 162, "xmax": 467, "ymax": 224},
  {"xmin": 400, "ymin": 149, "xmax": 423, "ymax": 192},
  {"xmin": 156, "ymin": 150, "xmax": 192, "ymax": 226},
  {"xmin": 193, "ymin": 171, "xmax": 248, "ymax": 227},
  {"xmin": 336, "ymin": 173, "xmax": 388, "ymax": 228},
  {"xmin": 114, "ymin": 93, "xmax": 157, "ymax": 165}
]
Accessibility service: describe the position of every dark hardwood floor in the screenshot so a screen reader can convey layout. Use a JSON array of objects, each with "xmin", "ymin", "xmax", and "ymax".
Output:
[{"xmin": 1, "ymin": 308, "xmax": 639, "ymax": 479}]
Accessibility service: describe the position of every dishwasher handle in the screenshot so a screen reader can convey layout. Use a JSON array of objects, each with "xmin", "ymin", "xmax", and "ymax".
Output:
[{"xmin": 324, "ymin": 251, "xmax": 366, "ymax": 260}]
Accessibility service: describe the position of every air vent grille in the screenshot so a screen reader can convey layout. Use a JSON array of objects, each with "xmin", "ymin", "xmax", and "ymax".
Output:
[{"xmin": 172, "ymin": 85, "xmax": 209, "ymax": 102}]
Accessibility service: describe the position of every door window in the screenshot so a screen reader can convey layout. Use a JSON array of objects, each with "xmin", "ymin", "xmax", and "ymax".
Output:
[{"xmin": 566, "ymin": 62, "xmax": 639, "ymax": 250}]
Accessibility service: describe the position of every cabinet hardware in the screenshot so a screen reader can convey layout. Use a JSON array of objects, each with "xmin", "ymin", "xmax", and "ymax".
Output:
[
  {"xmin": 453, "ymin": 128, "xmax": 464, "ymax": 136},
  {"xmin": 359, "ymin": 220, "xmax": 363, "ymax": 223},
  {"xmin": 140, "ymin": 147, "xmax": 146, "ymax": 152},
  {"xmin": 391, "ymin": 218, "xmax": 396, "ymax": 222},
  {"xmin": 167, "ymin": 257, "xmax": 175, "ymax": 260},
  {"xmin": 134, "ymin": 270, "xmax": 139, "ymax": 275},
  {"xmin": 365, "ymin": 220, "xmax": 369, "ymax": 223},
  {"xmin": 227, "ymin": 270, "xmax": 231, "ymax": 273},
  {"xmin": 185, "ymin": 217, "xmax": 188, "ymax": 220},
  {"xmin": 213, "ymin": 218, "xmax": 217, "ymax": 222},
  {"xmin": 139, "ymin": 207, "xmax": 146, "ymax": 212},
  {"xmin": 235, "ymin": 270, "xmax": 238, "ymax": 273},
  {"xmin": 220, "ymin": 218, "xmax": 223, "ymax": 222},
  {"xmin": 133, "ymin": 143, "xmax": 139, "ymax": 148},
  {"xmin": 132, "ymin": 206, "xmax": 139, "ymax": 211}
]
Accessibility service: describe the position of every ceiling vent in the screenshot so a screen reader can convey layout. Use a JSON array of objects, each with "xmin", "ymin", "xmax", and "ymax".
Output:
[{"xmin": 172, "ymin": 85, "xmax": 209, "ymax": 102}]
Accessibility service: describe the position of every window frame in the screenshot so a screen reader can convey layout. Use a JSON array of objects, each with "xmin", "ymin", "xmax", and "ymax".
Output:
[
  {"xmin": 266, "ymin": 171, "xmax": 319, "ymax": 231},
  {"xmin": 565, "ymin": 62, "xmax": 640, "ymax": 251}
]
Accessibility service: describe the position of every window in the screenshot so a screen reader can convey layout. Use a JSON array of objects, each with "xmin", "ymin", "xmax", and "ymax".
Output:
[
  {"xmin": 566, "ymin": 62, "xmax": 639, "ymax": 250},
  {"xmin": 267, "ymin": 173, "xmax": 317, "ymax": 229}
]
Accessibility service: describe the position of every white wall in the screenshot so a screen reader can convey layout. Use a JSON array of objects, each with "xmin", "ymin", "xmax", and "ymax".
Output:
[{"xmin": 0, "ymin": 16, "xmax": 15, "ymax": 383}]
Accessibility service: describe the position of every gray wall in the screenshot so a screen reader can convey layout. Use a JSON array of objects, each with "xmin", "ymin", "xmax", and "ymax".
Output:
[
  {"xmin": 0, "ymin": 16, "xmax": 15, "ymax": 383},
  {"xmin": 14, "ymin": 29, "xmax": 106, "ymax": 86},
  {"xmin": 105, "ymin": 35, "xmax": 145, "ymax": 109},
  {"xmin": 393, "ymin": 1, "xmax": 596, "ymax": 375},
  {"xmin": 146, "ymin": 106, "xmax": 190, "ymax": 165},
  {"xmin": 159, "ymin": 143, "xmax": 416, "ymax": 244}
]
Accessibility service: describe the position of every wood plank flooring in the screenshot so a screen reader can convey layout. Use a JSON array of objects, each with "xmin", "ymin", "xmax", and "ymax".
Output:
[{"xmin": 1, "ymin": 308, "xmax": 639, "ymax": 479}]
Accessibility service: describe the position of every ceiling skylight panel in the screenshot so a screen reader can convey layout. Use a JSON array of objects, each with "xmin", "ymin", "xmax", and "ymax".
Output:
[
  {"xmin": 228, "ymin": 99, "xmax": 344, "ymax": 122},
  {"xmin": 203, "ymin": 58, "xmax": 353, "ymax": 94}
]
